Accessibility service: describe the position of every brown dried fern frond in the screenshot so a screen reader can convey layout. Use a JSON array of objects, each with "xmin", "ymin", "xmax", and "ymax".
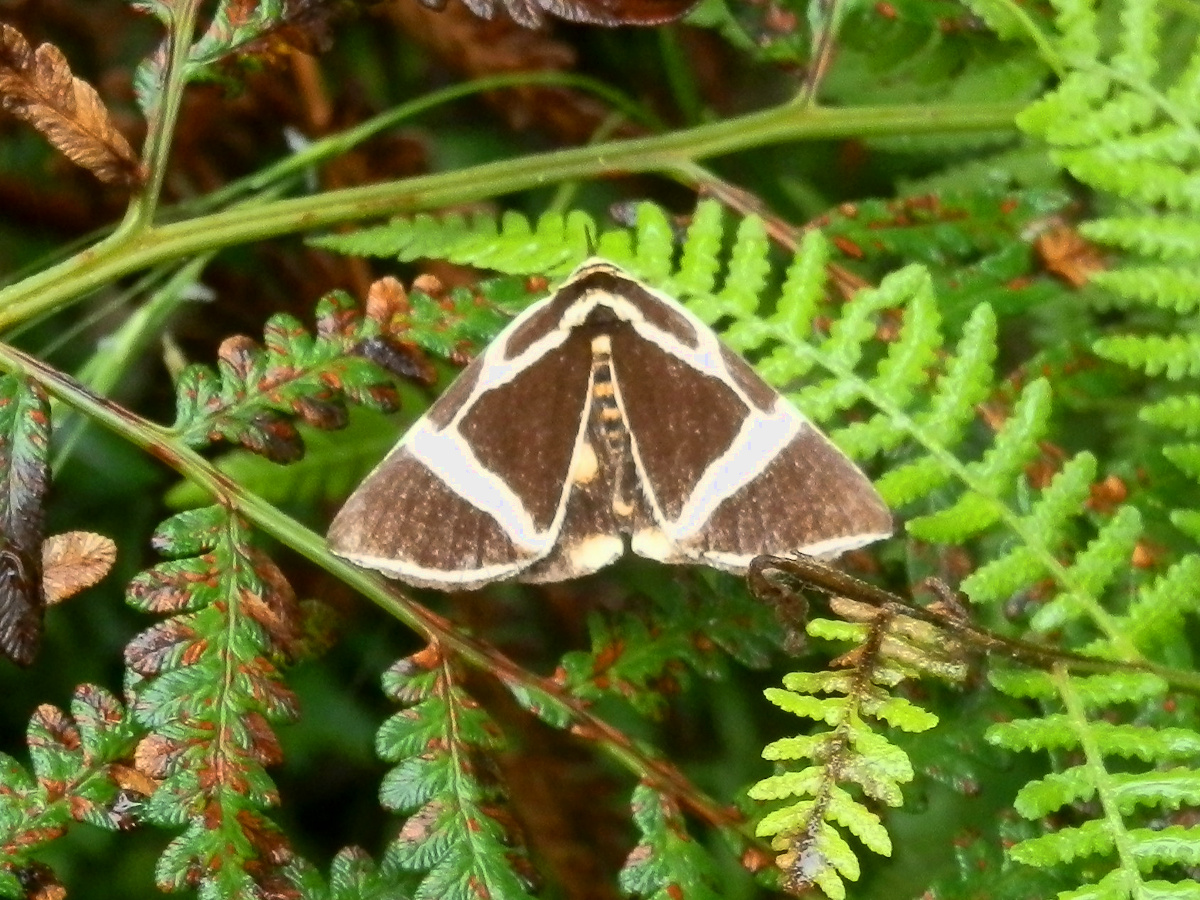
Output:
[{"xmin": 0, "ymin": 24, "xmax": 144, "ymax": 187}]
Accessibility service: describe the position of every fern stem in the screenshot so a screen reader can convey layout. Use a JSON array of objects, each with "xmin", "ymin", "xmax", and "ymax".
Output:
[
  {"xmin": 118, "ymin": 0, "xmax": 204, "ymax": 236},
  {"xmin": 0, "ymin": 340, "xmax": 763, "ymax": 857},
  {"xmin": 0, "ymin": 99, "xmax": 1022, "ymax": 330},
  {"xmin": 751, "ymin": 555, "xmax": 1200, "ymax": 690},
  {"xmin": 0, "ymin": 71, "xmax": 649, "ymax": 294},
  {"xmin": 1053, "ymin": 665, "xmax": 1145, "ymax": 895}
]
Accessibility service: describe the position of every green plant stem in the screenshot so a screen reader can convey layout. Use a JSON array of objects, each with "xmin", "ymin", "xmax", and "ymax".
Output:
[
  {"xmin": 658, "ymin": 28, "xmax": 705, "ymax": 125},
  {"xmin": 1054, "ymin": 665, "xmax": 1146, "ymax": 891},
  {"xmin": 119, "ymin": 0, "xmax": 204, "ymax": 235},
  {"xmin": 183, "ymin": 70, "xmax": 662, "ymax": 217},
  {"xmin": 0, "ymin": 339, "xmax": 759, "ymax": 855},
  {"xmin": 0, "ymin": 71, "xmax": 653, "ymax": 292},
  {"xmin": 0, "ymin": 100, "xmax": 1021, "ymax": 331}
]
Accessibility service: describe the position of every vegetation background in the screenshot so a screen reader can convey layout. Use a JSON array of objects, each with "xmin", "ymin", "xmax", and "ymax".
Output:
[{"xmin": 0, "ymin": 1, "xmax": 1198, "ymax": 899}]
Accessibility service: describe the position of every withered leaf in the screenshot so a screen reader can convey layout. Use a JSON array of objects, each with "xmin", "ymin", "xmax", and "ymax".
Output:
[
  {"xmin": 0, "ymin": 377, "xmax": 50, "ymax": 666},
  {"xmin": 417, "ymin": 0, "xmax": 698, "ymax": 28},
  {"xmin": 41, "ymin": 531, "xmax": 117, "ymax": 606},
  {"xmin": 0, "ymin": 24, "xmax": 145, "ymax": 187},
  {"xmin": 0, "ymin": 544, "xmax": 41, "ymax": 667},
  {"xmin": 15, "ymin": 862, "xmax": 65, "ymax": 900}
]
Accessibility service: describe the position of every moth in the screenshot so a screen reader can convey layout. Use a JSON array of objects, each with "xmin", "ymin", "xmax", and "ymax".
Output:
[{"xmin": 328, "ymin": 259, "xmax": 892, "ymax": 590}]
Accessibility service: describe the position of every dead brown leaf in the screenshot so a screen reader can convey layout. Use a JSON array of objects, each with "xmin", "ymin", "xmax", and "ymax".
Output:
[
  {"xmin": 1034, "ymin": 223, "xmax": 1107, "ymax": 288},
  {"xmin": 41, "ymin": 530, "xmax": 117, "ymax": 605},
  {"xmin": 381, "ymin": 0, "xmax": 638, "ymax": 141},
  {"xmin": 0, "ymin": 23, "xmax": 144, "ymax": 187},
  {"xmin": 416, "ymin": 0, "xmax": 697, "ymax": 28}
]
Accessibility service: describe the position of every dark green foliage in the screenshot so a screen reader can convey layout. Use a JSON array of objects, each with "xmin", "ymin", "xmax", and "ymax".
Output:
[
  {"xmin": 814, "ymin": 188, "xmax": 1071, "ymax": 328},
  {"xmin": 558, "ymin": 573, "xmax": 780, "ymax": 717},
  {"xmin": 124, "ymin": 506, "xmax": 303, "ymax": 899},
  {"xmin": 618, "ymin": 784, "xmax": 722, "ymax": 900},
  {"xmin": 2, "ymin": 0, "xmax": 1200, "ymax": 897},
  {"xmin": 375, "ymin": 645, "xmax": 536, "ymax": 900},
  {"xmin": 921, "ymin": 814, "xmax": 1075, "ymax": 900}
]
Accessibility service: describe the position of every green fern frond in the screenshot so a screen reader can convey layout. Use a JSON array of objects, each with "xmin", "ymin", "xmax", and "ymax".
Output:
[
  {"xmin": 748, "ymin": 601, "xmax": 955, "ymax": 900},
  {"xmin": 988, "ymin": 667, "xmax": 1200, "ymax": 899},
  {"xmin": 124, "ymin": 506, "xmax": 303, "ymax": 898},
  {"xmin": 376, "ymin": 644, "xmax": 537, "ymax": 900},
  {"xmin": 310, "ymin": 209, "xmax": 600, "ymax": 277},
  {"xmin": 558, "ymin": 573, "xmax": 779, "ymax": 717},
  {"xmin": 1093, "ymin": 334, "xmax": 1200, "ymax": 381},
  {"xmin": 1141, "ymin": 395, "xmax": 1200, "ymax": 437},
  {"xmin": 1019, "ymin": 0, "xmax": 1200, "ymax": 526},
  {"xmin": 0, "ymin": 687, "xmax": 140, "ymax": 895},
  {"xmin": 618, "ymin": 784, "xmax": 722, "ymax": 900}
]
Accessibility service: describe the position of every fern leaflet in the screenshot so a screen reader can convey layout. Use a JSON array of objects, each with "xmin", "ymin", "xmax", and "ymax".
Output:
[
  {"xmin": 989, "ymin": 667, "xmax": 1200, "ymax": 900},
  {"xmin": 125, "ymin": 506, "xmax": 305, "ymax": 898},
  {"xmin": 619, "ymin": 784, "xmax": 722, "ymax": 900},
  {"xmin": 747, "ymin": 595, "xmax": 961, "ymax": 900},
  {"xmin": 376, "ymin": 643, "xmax": 537, "ymax": 900},
  {"xmin": 0, "ymin": 687, "xmax": 141, "ymax": 897}
]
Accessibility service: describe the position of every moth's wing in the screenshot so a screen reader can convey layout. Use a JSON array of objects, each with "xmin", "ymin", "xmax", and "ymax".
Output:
[
  {"xmin": 327, "ymin": 327, "xmax": 595, "ymax": 590},
  {"xmin": 612, "ymin": 321, "xmax": 892, "ymax": 573}
]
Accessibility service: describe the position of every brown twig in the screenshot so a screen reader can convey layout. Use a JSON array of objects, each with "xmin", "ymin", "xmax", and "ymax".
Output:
[{"xmin": 749, "ymin": 553, "xmax": 1164, "ymax": 680}]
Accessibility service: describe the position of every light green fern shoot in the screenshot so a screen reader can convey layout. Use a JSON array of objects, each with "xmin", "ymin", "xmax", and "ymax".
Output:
[{"xmin": 748, "ymin": 600, "xmax": 958, "ymax": 899}]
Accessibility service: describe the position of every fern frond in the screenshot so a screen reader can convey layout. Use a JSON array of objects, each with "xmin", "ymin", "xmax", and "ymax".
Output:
[
  {"xmin": 1020, "ymin": 0, "xmax": 1200, "ymax": 541},
  {"xmin": 124, "ymin": 506, "xmax": 303, "ymax": 898},
  {"xmin": 170, "ymin": 289, "xmax": 410, "ymax": 462},
  {"xmin": 618, "ymin": 784, "xmax": 722, "ymax": 900},
  {"xmin": 1092, "ymin": 334, "xmax": 1200, "ymax": 380},
  {"xmin": 186, "ymin": 0, "xmax": 285, "ymax": 72},
  {"xmin": 748, "ymin": 599, "xmax": 953, "ymax": 899},
  {"xmin": 0, "ymin": 374, "xmax": 49, "ymax": 666},
  {"xmin": 310, "ymin": 209, "xmax": 599, "ymax": 277},
  {"xmin": 558, "ymin": 573, "xmax": 779, "ymax": 716},
  {"xmin": 813, "ymin": 188, "xmax": 1072, "ymax": 328},
  {"xmin": 0, "ymin": 686, "xmax": 141, "ymax": 894},
  {"xmin": 989, "ymin": 667, "xmax": 1200, "ymax": 898},
  {"xmin": 376, "ymin": 643, "xmax": 537, "ymax": 900}
]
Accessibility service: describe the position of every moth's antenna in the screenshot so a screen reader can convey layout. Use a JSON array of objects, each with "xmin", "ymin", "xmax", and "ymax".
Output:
[{"xmin": 583, "ymin": 224, "xmax": 599, "ymax": 257}]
